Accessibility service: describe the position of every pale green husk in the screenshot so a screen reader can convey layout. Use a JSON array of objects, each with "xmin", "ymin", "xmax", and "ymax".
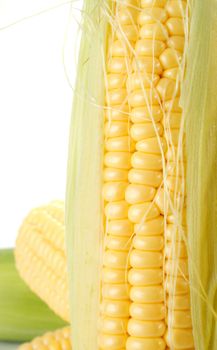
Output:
[
  {"xmin": 65, "ymin": 1, "xmax": 109, "ymax": 349},
  {"xmin": 0, "ymin": 249, "xmax": 67, "ymax": 342},
  {"xmin": 182, "ymin": 2, "xmax": 217, "ymax": 349}
]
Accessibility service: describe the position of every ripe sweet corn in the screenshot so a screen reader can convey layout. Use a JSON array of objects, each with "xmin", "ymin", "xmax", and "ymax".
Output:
[
  {"xmin": 15, "ymin": 201, "xmax": 70, "ymax": 322},
  {"xmin": 101, "ymin": 1, "xmax": 193, "ymax": 349},
  {"xmin": 0, "ymin": 249, "xmax": 67, "ymax": 342},
  {"xmin": 63, "ymin": 1, "xmax": 196, "ymax": 349}
]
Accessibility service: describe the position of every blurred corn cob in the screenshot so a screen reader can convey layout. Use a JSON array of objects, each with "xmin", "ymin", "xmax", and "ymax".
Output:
[
  {"xmin": 0, "ymin": 249, "xmax": 67, "ymax": 342},
  {"xmin": 18, "ymin": 327, "xmax": 71, "ymax": 350},
  {"xmin": 15, "ymin": 201, "xmax": 70, "ymax": 323}
]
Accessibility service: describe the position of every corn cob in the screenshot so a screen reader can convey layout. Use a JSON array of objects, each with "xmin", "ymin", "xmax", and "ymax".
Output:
[
  {"xmin": 15, "ymin": 201, "xmax": 70, "ymax": 323},
  {"xmin": 102, "ymin": 1, "xmax": 193, "ymax": 349},
  {"xmin": 18, "ymin": 327, "xmax": 71, "ymax": 350},
  {"xmin": 64, "ymin": 0, "xmax": 197, "ymax": 349},
  {"xmin": 0, "ymin": 249, "xmax": 67, "ymax": 342}
]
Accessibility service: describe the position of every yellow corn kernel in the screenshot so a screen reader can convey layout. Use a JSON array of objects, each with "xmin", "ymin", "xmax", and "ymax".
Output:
[
  {"xmin": 103, "ymin": 250, "xmax": 129, "ymax": 269},
  {"xmin": 165, "ymin": 258, "xmax": 189, "ymax": 276},
  {"xmin": 130, "ymin": 106, "xmax": 162, "ymax": 123},
  {"xmin": 136, "ymin": 136, "xmax": 167, "ymax": 154},
  {"xmin": 138, "ymin": 8, "xmax": 168, "ymax": 25},
  {"xmin": 155, "ymin": 187, "xmax": 171, "ymax": 213},
  {"xmin": 126, "ymin": 337, "xmax": 166, "ymax": 350},
  {"xmin": 167, "ymin": 36, "xmax": 185, "ymax": 52},
  {"xmin": 163, "ymin": 112, "xmax": 182, "ymax": 129},
  {"xmin": 130, "ymin": 285, "xmax": 164, "ymax": 303},
  {"xmin": 164, "ymin": 97, "xmax": 182, "ymax": 112},
  {"xmin": 167, "ymin": 310, "xmax": 192, "ymax": 328},
  {"xmin": 160, "ymin": 48, "xmax": 182, "ymax": 69},
  {"xmin": 130, "ymin": 122, "xmax": 163, "ymax": 141},
  {"xmin": 166, "ymin": 276, "xmax": 190, "ymax": 295},
  {"xmin": 166, "ymin": 175, "xmax": 185, "ymax": 193},
  {"xmin": 130, "ymin": 302, "xmax": 166, "ymax": 321},
  {"xmin": 101, "ymin": 300, "xmax": 130, "ymax": 318},
  {"xmin": 106, "ymin": 89, "xmax": 127, "ymax": 106},
  {"xmin": 110, "ymin": 40, "xmax": 132, "ymax": 57},
  {"xmin": 107, "ymin": 219, "xmax": 134, "ymax": 237},
  {"xmin": 130, "ymin": 250, "xmax": 163, "ymax": 268},
  {"xmin": 105, "ymin": 136, "xmax": 135, "ymax": 152},
  {"xmin": 116, "ymin": 7, "xmax": 138, "ymax": 25},
  {"xmin": 157, "ymin": 77, "xmax": 180, "ymax": 101},
  {"xmin": 105, "ymin": 104, "xmax": 129, "ymax": 121},
  {"xmin": 116, "ymin": 24, "xmax": 138, "ymax": 42},
  {"xmin": 128, "ymin": 168, "xmax": 163, "ymax": 187},
  {"xmin": 166, "ymin": 18, "xmax": 185, "ymax": 36},
  {"xmin": 140, "ymin": 23, "xmax": 168, "ymax": 41},
  {"xmin": 99, "ymin": 334, "xmax": 128, "ymax": 350},
  {"xmin": 165, "ymin": 224, "xmax": 187, "ymax": 242},
  {"xmin": 128, "ymin": 319, "xmax": 166, "ymax": 337},
  {"xmin": 132, "ymin": 56, "xmax": 163, "ymax": 74},
  {"xmin": 163, "ymin": 67, "xmax": 179, "ymax": 80},
  {"xmin": 128, "ymin": 202, "xmax": 160, "ymax": 223},
  {"xmin": 107, "ymin": 57, "xmax": 131, "ymax": 73},
  {"xmin": 107, "ymin": 74, "xmax": 126, "ymax": 89},
  {"xmin": 128, "ymin": 268, "xmax": 163, "ymax": 285},
  {"xmin": 165, "ymin": 242, "xmax": 187, "ymax": 258},
  {"xmin": 104, "ymin": 168, "xmax": 128, "ymax": 182},
  {"xmin": 102, "ymin": 182, "xmax": 128, "ymax": 201},
  {"xmin": 135, "ymin": 39, "xmax": 166, "ymax": 57},
  {"xmin": 168, "ymin": 209, "xmax": 187, "ymax": 226},
  {"xmin": 105, "ymin": 201, "xmax": 129, "ymax": 219},
  {"xmin": 166, "ymin": 147, "xmax": 186, "ymax": 164},
  {"xmin": 102, "ymin": 284, "xmax": 130, "ymax": 300},
  {"xmin": 167, "ymin": 295, "xmax": 191, "ymax": 310},
  {"xmin": 166, "ymin": 1, "xmax": 187, "ymax": 18},
  {"xmin": 127, "ymin": 72, "xmax": 160, "ymax": 90},
  {"xmin": 125, "ymin": 183, "xmax": 156, "ymax": 203},
  {"xmin": 105, "ymin": 121, "xmax": 129, "ymax": 137},
  {"xmin": 165, "ymin": 329, "xmax": 194, "ymax": 349},
  {"xmin": 128, "ymin": 89, "xmax": 160, "ymax": 107},
  {"xmin": 133, "ymin": 235, "xmax": 164, "ymax": 251},
  {"xmin": 131, "ymin": 152, "xmax": 163, "ymax": 170},
  {"xmin": 106, "ymin": 235, "xmax": 131, "ymax": 251},
  {"xmin": 134, "ymin": 215, "xmax": 164, "ymax": 235},
  {"xmin": 102, "ymin": 268, "xmax": 129, "ymax": 285},
  {"xmin": 104, "ymin": 152, "xmax": 131, "ymax": 169},
  {"xmin": 99, "ymin": 317, "xmax": 128, "ymax": 334}
]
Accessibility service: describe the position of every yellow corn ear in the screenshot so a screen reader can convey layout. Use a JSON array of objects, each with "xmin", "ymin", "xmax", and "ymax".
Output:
[
  {"xmin": 65, "ymin": 0, "xmax": 196, "ymax": 349},
  {"xmin": 15, "ymin": 201, "xmax": 70, "ymax": 323},
  {"xmin": 0, "ymin": 249, "xmax": 67, "ymax": 342}
]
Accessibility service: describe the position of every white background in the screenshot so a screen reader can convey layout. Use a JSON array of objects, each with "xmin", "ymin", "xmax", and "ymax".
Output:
[{"xmin": 0, "ymin": 0, "xmax": 82, "ymax": 248}]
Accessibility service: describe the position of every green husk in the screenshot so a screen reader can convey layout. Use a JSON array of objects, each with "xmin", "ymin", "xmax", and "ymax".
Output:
[
  {"xmin": 65, "ymin": 1, "xmax": 110, "ymax": 349},
  {"xmin": 0, "ymin": 249, "xmax": 67, "ymax": 342},
  {"xmin": 182, "ymin": 2, "xmax": 217, "ymax": 349}
]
